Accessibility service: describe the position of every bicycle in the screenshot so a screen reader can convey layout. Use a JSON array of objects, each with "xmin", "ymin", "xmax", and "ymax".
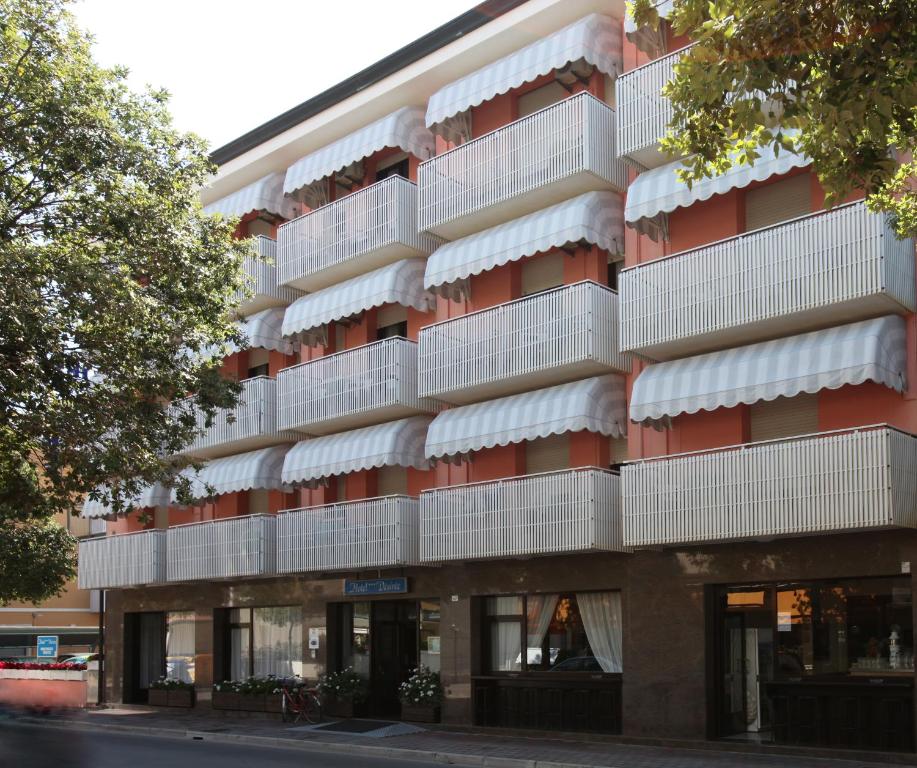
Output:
[{"xmin": 280, "ymin": 678, "xmax": 322, "ymax": 724}]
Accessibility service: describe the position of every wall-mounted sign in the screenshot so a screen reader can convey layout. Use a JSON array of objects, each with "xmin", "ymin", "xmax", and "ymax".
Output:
[
  {"xmin": 36, "ymin": 635, "xmax": 59, "ymax": 658},
  {"xmin": 308, "ymin": 627, "xmax": 321, "ymax": 650},
  {"xmin": 344, "ymin": 577, "xmax": 408, "ymax": 596}
]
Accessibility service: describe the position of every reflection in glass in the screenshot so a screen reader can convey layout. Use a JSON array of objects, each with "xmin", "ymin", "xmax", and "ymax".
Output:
[
  {"xmin": 420, "ymin": 600, "xmax": 441, "ymax": 672},
  {"xmin": 165, "ymin": 611, "xmax": 195, "ymax": 683}
]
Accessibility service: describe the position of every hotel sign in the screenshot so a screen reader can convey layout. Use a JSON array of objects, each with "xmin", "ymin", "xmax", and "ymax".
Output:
[{"xmin": 344, "ymin": 577, "xmax": 409, "ymax": 596}]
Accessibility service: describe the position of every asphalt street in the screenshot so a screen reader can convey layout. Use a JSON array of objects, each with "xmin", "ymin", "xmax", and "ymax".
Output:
[{"xmin": 0, "ymin": 722, "xmax": 443, "ymax": 768}]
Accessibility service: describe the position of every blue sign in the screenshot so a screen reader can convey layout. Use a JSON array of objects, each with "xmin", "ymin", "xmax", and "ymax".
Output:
[
  {"xmin": 344, "ymin": 577, "xmax": 408, "ymax": 596},
  {"xmin": 36, "ymin": 635, "xmax": 59, "ymax": 659}
]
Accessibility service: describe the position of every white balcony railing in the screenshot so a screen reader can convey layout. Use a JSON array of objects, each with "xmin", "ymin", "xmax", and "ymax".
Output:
[
  {"xmin": 418, "ymin": 92, "xmax": 628, "ymax": 239},
  {"xmin": 175, "ymin": 376, "xmax": 291, "ymax": 458},
  {"xmin": 420, "ymin": 468, "xmax": 624, "ymax": 562},
  {"xmin": 236, "ymin": 236, "xmax": 303, "ymax": 314},
  {"xmin": 622, "ymin": 426, "xmax": 917, "ymax": 547},
  {"xmin": 77, "ymin": 530, "xmax": 165, "ymax": 589},
  {"xmin": 166, "ymin": 514, "xmax": 276, "ymax": 582},
  {"xmin": 418, "ymin": 281, "xmax": 630, "ymax": 403},
  {"xmin": 620, "ymin": 201, "xmax": 917, "ymax": 359},
  {"xmin": 277, "ymin": 337, "xmax": 438, "ymax": 434},
  {"xmin": 614, "ymin": 46, "xmax": 683, "ymax": 169},
  {"xmin": 277, "ymin": 176, "xmax": 441, "ymax": 292},
  {"xmin": 277, "ymin": 496, "xmax": 420, "ymax": 574}
]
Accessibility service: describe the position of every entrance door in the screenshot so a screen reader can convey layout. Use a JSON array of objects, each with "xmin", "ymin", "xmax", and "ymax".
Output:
[
  {"xmin": 716, "ymin": 588, "xmax": 774, "ymax": 739},
  {"xmin": 370, "ymin": 601, "xmax": 419, "ymax": 717},
  {"xmin": 123, "ymin": 612, "xmax": 165, "ymax": 704}
]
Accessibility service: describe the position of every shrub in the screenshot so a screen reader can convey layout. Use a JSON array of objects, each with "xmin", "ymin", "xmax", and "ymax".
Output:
[
  {"xmin": 149, "ymin": 677, "xmax": 193, "ymax": 691},
  {"xmin": 398, "ymin": 666, "xmax": 443, "ymax": 707},
  {"xmin": 317, "ymin": 667, "xmax": 368, "ymax": 703}
]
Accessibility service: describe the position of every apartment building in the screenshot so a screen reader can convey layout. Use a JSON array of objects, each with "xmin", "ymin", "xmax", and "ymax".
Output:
[{"xmin": 78, "ymin": 0, "xmax": 917, "ymax": 753}]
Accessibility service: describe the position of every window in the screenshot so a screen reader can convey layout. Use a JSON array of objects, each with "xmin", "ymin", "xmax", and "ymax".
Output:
[
  {"xmin": 525, "ymin": 435, "xmax": 568, "ymax": 475},
  {"xmin": 247, "ymin": 348, "xmax": 270, "ymax": 380},
  {"xmin": 744, "ymin": 173, "xmax": 811, "ymax": 231},
  {"xmin": 521, "ymin": 253, "xmax": 564, "ymax": 297},
  {"xmin": 749, "ymin": 394, "xmax": 818, "ymax": 442},
  {"xmin": 165, "ymin": 611, "xmax": 195, "ymax": 684},
  {"xmin": 377, "ymin": 466, "xmax": 408, "ymax": 496},
  {"xmin": 607, "ymin": 259, "xmax": 624, "ymax": 291},
  {"xmin": 376, "ymin": 304, "xmax": 408, "ymax": 341},
  {"xmin": 517, "ymin": 81, "xmax": 569, "ymax": 118},
  {"xmin": 420, "ymin": 600, "xmax": 441, "ymax": 672},
  {"xmin": 340, "ymin": 602, "xmax": 371, "ymax": 678},
  {"xmin": 247, "ymin": 363, "xmax": 269, "ymax": 378},
  {"xmin": 247, "ymin": 218, "xmax": 274, "ymax": 238},
  {"xmin": 375, "ymin": 155, "xmax": 409, "ymax": 182},
  {"xmin": 482, "ymin": 593, "xmax": 622, "ymax": 674},
  {"xmin": 377, "ymin": 321, "xmax": 407, "ymax": 340},
  {"xmin": 225, "ymin": 606, "xmax": 302, "ymax": 680}
]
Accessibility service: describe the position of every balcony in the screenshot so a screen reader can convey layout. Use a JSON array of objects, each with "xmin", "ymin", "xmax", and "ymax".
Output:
[
  {"xmin": 175, "ymin": 376, "xmax": 293, "ymax": 459},
  {"xmin": 614, "ymin": 47, "xmax": 683, "ymax": 169},
  {"xmin": 77, "ymin": 530, "xmax": 165, "ymax": 589},
  {"xmin": 418, "ymin": 92, "xmax": 627, "ymax": 240},
  {"xmin": 277, "ymin": 496, "xmax": 420, "ymax": 574},
  {"xmin": 420, "ymin": 468, "xmax": 624, "ymax": 562},
  {"xmin": 619, "ymin": 201, "xmax": 917, "ymax": 360},
  {"xmin": 418, "ymin": 281, "xmax": 630, "ymax": 404},
  {"xmin": 277, "ymin": 337, "xmax": 438, "ymax": 435},
  {"xmin": 236, "ymin": 236, "xmax": 303, "ymax": 315},
  {"xmin": 277, "ymin": 176, "xmax": 441, "ymax": 292},
  {"xmin": 622, "ymin": 426, "xmax": 917, "ymax": 548},
  {"xmin": 166, "ymin": 514, "xmax": 276, "ymax": 582}
]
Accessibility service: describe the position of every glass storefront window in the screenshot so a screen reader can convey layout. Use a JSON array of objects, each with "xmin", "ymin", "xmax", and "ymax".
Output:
[
  {"xmin": 419, "ymin": 600, "xmax": 441, "ymax": 672},
  {"xmin": 482, "ymin": 592, "xmax": 623, "ymax": 674},
  {"xmin": 341, "ymin": 602, "xmax": 371, "ymax": 679},
  {"xmin": 226, "ymin": 605, "xmax": 302, "ymax": 680},
  {"xmin": 165, "ymin": 611, "xmax": 195, "ymax": 684}
]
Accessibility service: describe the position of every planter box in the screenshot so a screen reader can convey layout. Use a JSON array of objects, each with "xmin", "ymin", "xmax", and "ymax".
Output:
[
  {"xmin": 212, "ymin": 691, "xmax": 241, "ymax": 710},
  {"xmin": 148, "ymin": 689, "xmax": 169, "ymax": 707},
  {"xmin": 265, "ymin": 694, "xmax": 283, "ymax": 714},
  {"xmin": 323, "ymin": 697, "xmax": 367, "ymax": 719},
  {"xmin": 0, "ymin": 669, "xmax": 87, "ymax": 682},
  {"xmin": 167, "ymin": 689, "xmax": 194, "ymax": 708},
  {"xmin": 401, "ymin": 703, "xmax": 440, "ymax": 723},
  {"xmin": 239, "ymin": 693, "xmax": 266, "ymax": 712}
]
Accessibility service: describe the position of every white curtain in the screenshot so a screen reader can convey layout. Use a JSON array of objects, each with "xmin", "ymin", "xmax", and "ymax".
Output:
[
  {"xmin": 253, "ymin": 606, "xmax": 302, "ymax": 678},
  {"xmin": 577, "ymin": 592, "xmax": 623, "ymax": 673},
  {"xmin": 490, "ymin": 622, "xmax": 522, "ymax": 671},
  {"xmin": 526, "ymin": 594, "xmax": 559, "ymax": 665},
  {"xmin": 165, "ymin": 611, "xmax": 195, "ymax": 683}
]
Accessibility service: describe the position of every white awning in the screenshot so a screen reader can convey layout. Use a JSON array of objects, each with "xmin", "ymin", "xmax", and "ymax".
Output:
[
  {"xmin": 204, "ymin": 172, "xmax": 299, "ymax": 220},
  {"xmin": 81, "ymin": 483, "xmax": 170, "ymax": 518},
  {"xmin": 174, "ymin": 444, "xmax": 292, "ymax": 502},
  {"xmin": 626, "ymin": 142, "xmax": 810, "ymax": 238},
  {"xmin": 624, "ymin": 0, "xmax": 673, "ymax": 55},
  {"xmin": 630, "ymin": 315, "xmax": 908, "ymax": 426},
  {"xmin": 283, "ymin": 107, "xmax": 434, "ymax": 196},
  {"xmin": 240, "ymin": 307, "xmax": 294, "ymax": 354},
  {"xmin": 424, "ymin": 191, "xmax": 624, "ymax": 296},
  {"xmin": 282, "ymin": 259, "xmax": 432, "ymax": 337},
  {"xmin": 282, "ymin": 416, "xmax": 432, "ymax": 485},
  {"xmin": 425, "ymin": 375, "xmax": 627, "ymax": 460},
  {"xmin": 426, "ymin": 14, "xmax": 622, "ymax": 141}
]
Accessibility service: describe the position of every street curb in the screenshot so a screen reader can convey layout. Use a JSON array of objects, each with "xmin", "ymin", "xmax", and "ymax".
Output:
[{"xmin": 17, "ymin": 717, "xmax": 613, "ymax": 768}]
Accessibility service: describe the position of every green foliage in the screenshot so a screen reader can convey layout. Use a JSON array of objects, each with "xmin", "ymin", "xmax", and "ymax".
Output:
[
  {"xmin": 150, "ymin": 677, "xmax": 194, "ymax": 691},
  {"xmin": 630, "ymin": 0, "xmax": 917, "ymax": 236},
  {"xmin": 0, "ymin": 0, "xmax": 250, "ymax": 602},
  {"xmin": 317, "ymin": 667, "xmax": 369, "ymax": 703}
]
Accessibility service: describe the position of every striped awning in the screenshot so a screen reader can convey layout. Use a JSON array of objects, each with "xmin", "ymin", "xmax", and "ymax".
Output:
[
  {"xmin": 173, "ymin": 444, "xmax": 292, "ymax": 502},
  {"xmin": 426, "ymin": 14, "xmax": 623, "ymax": 141},
  {"xmin": 204, "ymin": 172, "xmax": 299, "ymax": 220},
  {"xmin": 624, "ymin": 0, "xmax": 673, "ymax": 55},
  {"xmin": 625, "ymin": 141, "xmax": 810, "ymax": 238},
  {"xmin": 630, "ymin": 315, "xmax": 908, "ymax": 426},
  {"xmin": 283, "ymin": 107, "xmax": 434, "ymax": 196},
  {"xmin": 282, "ymin": 416, "xmax": 432, "ymax": 485},
  {"xmin": 81, "ymin": 483, "xmax": 170, "ymax": 518},
  {"xmin": 425, "ymin": 375, "xmax": 627, "ymax": 460},
  {"xmin": 282, "ymin": 259, "xmax": 432, "ymax": 337},
  {"xmin": 424, "ymin": 191, "xmax": 624, "ymax": 297},
  {"xmin": 240, "ymin": 307, "xmax": 294, "ymax": 354}
]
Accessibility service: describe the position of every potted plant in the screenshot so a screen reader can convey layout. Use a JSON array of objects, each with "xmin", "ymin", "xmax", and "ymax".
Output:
[
  {"xmin": 317, "ymin": 667, "xmax": 368, "ymax": 718},
  {"xmin": 149, "ymin": 677, "xmax": 195, "ymax": 707},
  {"xmin": 398, "ymin": 666, "xmax": 442, "ymax": 723}
]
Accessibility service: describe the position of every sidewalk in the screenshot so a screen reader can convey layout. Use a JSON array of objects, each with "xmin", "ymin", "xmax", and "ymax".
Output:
[{"xmin": 18, "ymin": 706, "xmax": 917, "ymax": 768}]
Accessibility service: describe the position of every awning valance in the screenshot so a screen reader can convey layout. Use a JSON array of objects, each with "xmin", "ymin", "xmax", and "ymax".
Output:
[
  {"xmin": 630, "ymin": 315, "xmax": 908, "ymax": 426},
  {"xmin": 204, "ymin": 172, "xmax": 299, "ymax": 220},
  {"xmin": 624, "ymin": 0, "xmax": 673, "ymax": 55},
  {"xmin": 625, "ymin": 142, "xmax": 810, "ymax": 239},
  {"xmin": 424, "ymin": 191, "xmax": 624, "ymax": 297},
  {"xmin": 426, "ymin": 14, "xmax": 622, "ymax": 142},
  {"xmin": 425, "ymin": 375, "xmax": 627, "ymax": 460},
  {"xmin": 174, "ymin": 444, "xmax": 292, "ymax": 502},
  {"xmin": 282, "ymin": 416, "xmax": 432, "ymax": 485},
  {"xmin": 282, "ymin": 259, "xmax": 432, "ymax": 338},
  {"xmin": 81, "ymin": 483, "xmax": 170, "ymax": 518},
  {"xmin": 283, "ymin": 107, "xmax": 434, "ymax": 196}
]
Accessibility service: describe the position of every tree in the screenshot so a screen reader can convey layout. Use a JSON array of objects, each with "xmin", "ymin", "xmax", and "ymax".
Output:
[
  {"xmin": 0, "ymin": 0, "xmax": 250, "ymax": 602},
  {"xmin": 631, "ymin": 0, "xmax": 917, "ymax": 237}
]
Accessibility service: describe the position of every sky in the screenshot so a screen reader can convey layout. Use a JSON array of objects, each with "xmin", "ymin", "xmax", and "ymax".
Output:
[{"xmin": 71, "ymin": 0, "xmax": 479, "ymax": 151}]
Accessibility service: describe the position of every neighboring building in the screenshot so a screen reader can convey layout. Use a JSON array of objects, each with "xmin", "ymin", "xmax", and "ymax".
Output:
[
  {"xmin": 78, "ymin": 0, "xmax": 917, "ymax": 754},
  {"xmin": 2, "ymin": 510, "xmax": 101, "ymax": 659}
]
